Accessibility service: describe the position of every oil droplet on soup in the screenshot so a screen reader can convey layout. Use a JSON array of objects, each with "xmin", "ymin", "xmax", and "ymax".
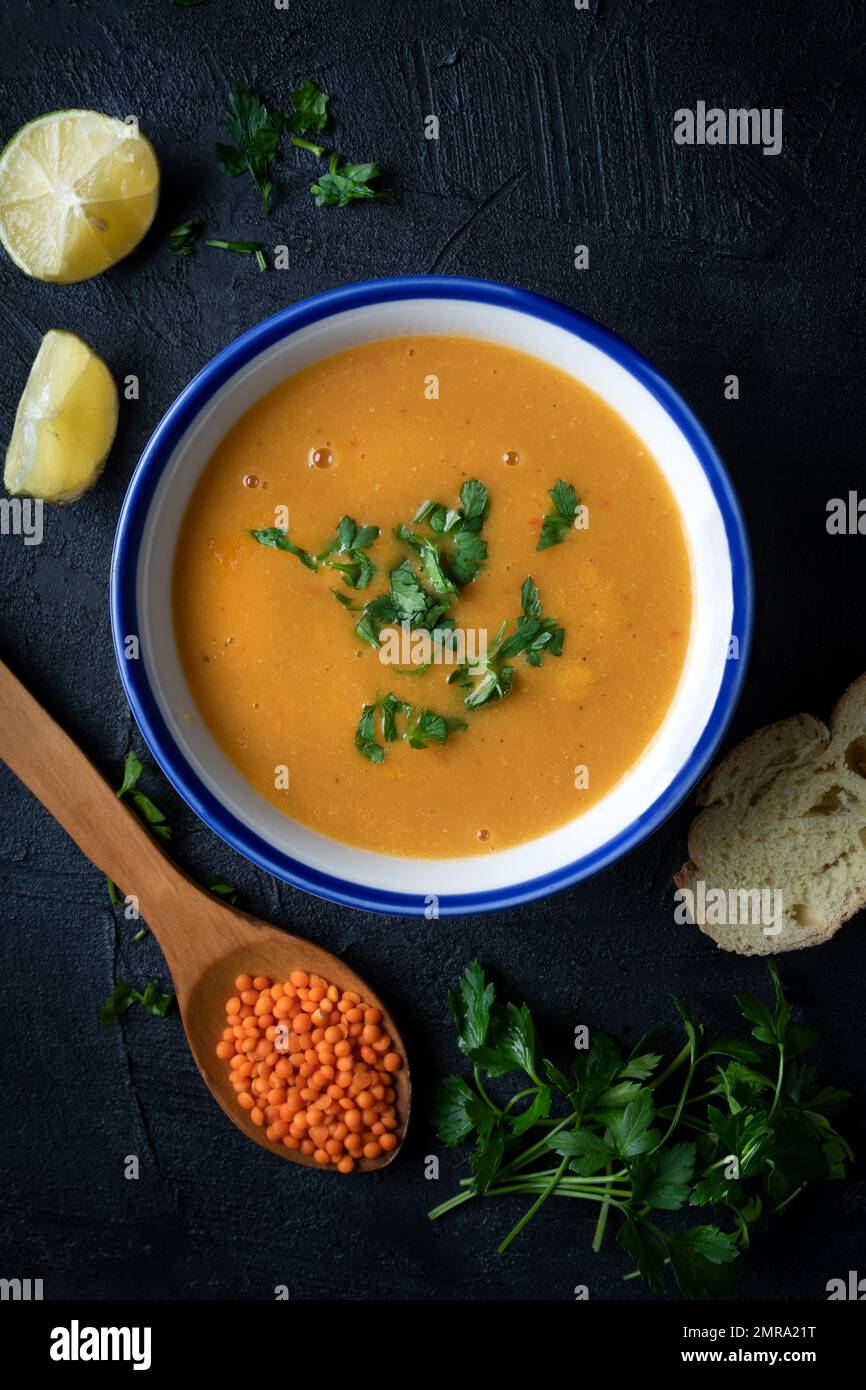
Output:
[{"xmin": 173, "ymin": 336, "xmax": 691, "ymax": 859}]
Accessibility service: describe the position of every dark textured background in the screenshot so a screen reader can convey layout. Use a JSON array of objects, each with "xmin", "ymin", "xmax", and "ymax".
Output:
[{"xmin": 1, "ymin": 0, "xmax": 864, "ymax": 1302}]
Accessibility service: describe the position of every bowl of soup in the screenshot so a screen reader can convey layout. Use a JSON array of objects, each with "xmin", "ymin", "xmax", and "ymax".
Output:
[{"xmin": 111, "ymin": 276, "xmax": 752, "ymax": 916}]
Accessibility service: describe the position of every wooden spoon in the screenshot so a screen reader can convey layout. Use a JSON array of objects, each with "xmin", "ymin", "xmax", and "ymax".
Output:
[{"xmin": 0, "ymin": 658, "xmax": 410, "ymax": 1170}]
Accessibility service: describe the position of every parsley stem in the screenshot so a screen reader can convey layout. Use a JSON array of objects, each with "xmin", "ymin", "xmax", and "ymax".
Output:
[
  {"xmin": 648, "ymin": 1040, "xmax": 691, "ymax": 1091},
  {"xmin": 432, "ymin": 1177, "xmax": 630, "ymax": 1227},
  {"xmin": 768, "ymin": 1182, "xmax": 805, "ymax": 1218},
  {"xmin": 657, "ymin": 1087, "xmax": 717, "ymax": 1112},
  {"xmin": 460, "ymin": 1166, "xmax": 628, "ymax": 1185},
  {"xmin": 497, "ymin": 1155, "xmax": 566, "ymax": 1254},
  {"xmin": 473, "ymin": 1066, "xmax": 502, "ymax": 1115},
  {"xmin": 291, "ymin": 134, "xmax": 327, "ymax": 157},
  {"xmin": 503, "ymin": 1086, "xmax": 539, "ymax": 1114},
  {"xmin": 650, "ymin": 1059, "xmax": 698, "ymax": 1154},
  {"xmin": 495, "ymin": 1116, "xmax": 573, "ymax": 1179},
  {"xmin": 427, "ymin": 1189, "xmax": 477, "ymax": 1221},
  {"xmin": 769, "ymin": 1044, "xmax": 786, "ymax": 1120},
  {"xmin": 490, "ymin": 1182, "xmax": 628, "ymax": 1205},
  {"xmin": 591, "ymin": 1161, "xmax": 613, "ymax": 1253},
  {"xmin": 204, "ymin": 239, "xmax": 268, "ymax": 271}
]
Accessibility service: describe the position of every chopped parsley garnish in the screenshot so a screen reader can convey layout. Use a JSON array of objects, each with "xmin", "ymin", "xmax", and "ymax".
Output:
[
  {"xmin": 331, "ymin": 589, "xmax": 363, "ymax": 611},
  {"xmin": 107, "ymin": 751, "xmax": 237, "ymax": 911},
  {"xmin": 311, "ymin": 153, "xmax": 395, "ymax": 207},
  {"xmin": 352, "ymin": 559, "xmax": 456, "ymax": 648},
  {"xmin": 283, "ymin": 79, "xmax": 330, "ymax": 136},
  {"xmin": 249, "ymin": 526, "xmax": 316, "ymax": 570},
  {"xmin": 449, "ymin": 576, "xmax": 563, "ymax": 708},
  {"xmin": 166, "ymin": 218, "xmax": 201, "ymax": 255},
  {"xmin": 251, "ymin": 488, "xmax": 568, "ymax": 751},
  {"xmin": 318, "ymin": 515, "xmax": 380, "ymax": 589},
  {"xmin": 537, "ymin": 479, "xmax": 581, "ymax": 551},
  {"xmin": 98, "ymin": 979, "xmax": 175, "ymax": 1028},
  {"xmin": 449, "ymin": 650, "xmax": 515, "ymax": 710},
  {"xmin": 429, "ymin": 960, "xmax": 853, "ymax": 1298},
  {"xmin": 201, "ymin": 873, "xmax": 240, "ymax": 906},
  {"xmin": 205, "ymin": 238, "xmax": 267, "ymax": 271},
  {"xmin": 400, "ymin": 479, "xmax": 489, "ymax": 588},
  {"xmin": 114, "ymin": 750, "xmax": 171, "ymax": 844},
  {"xmin": 497, "ymin": 576, "xmax": 565, "ymax": 667},
  {"xmin": 394, "ymin": 526, "xmax": 458, "ymax": 596},
  {"xmin": 355, "ymin": 694, "xmax": 466, "ymax": 762},
  {"xmin": 249, "ymin": 516, "xmax": 379, "ymax": 589},
  {"xmin": 406, "ymin": 707, "xmax": 467, "ymax": 749},
  {"xmin": 216, "ymin": 82, "xmax": 285, "ymax": 215}
]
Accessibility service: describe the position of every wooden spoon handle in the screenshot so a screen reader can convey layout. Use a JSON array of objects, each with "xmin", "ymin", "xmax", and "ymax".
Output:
[{"xmin": 0, "ymin": 657, "xmax": 184, "ymax": 919}]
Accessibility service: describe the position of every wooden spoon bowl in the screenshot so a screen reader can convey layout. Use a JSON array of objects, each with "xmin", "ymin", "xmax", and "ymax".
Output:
[
  {"xmin": 0, "ymin": 658, "xmax": 410, "ymax": 1171},
  {"xmin": 184, "ymin": 931, "xmax": 410, "ymax": 1169}
]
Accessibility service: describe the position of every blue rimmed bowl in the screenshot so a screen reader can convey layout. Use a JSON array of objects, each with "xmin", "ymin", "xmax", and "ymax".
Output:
[{"xmin": 111, "ymin": 275, "xmax": 752, "ymax": 917}]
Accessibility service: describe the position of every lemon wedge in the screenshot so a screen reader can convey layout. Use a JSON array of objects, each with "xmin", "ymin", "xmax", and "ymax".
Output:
[
  {"xmin": 0, "ymin": 110, "xmax": 159, "ymax": 283},
  {"xmin": 4, "ymin": 330, "xmax": 118, "ymax": 502}
]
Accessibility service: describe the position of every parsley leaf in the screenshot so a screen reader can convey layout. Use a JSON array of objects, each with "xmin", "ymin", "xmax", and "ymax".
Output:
[
  {"xmin": 281, "ymin": 79, "xmax": 330, "ymax": 135},
  {"xmin": 115, "ymin": 748, "xmax": 147, "ymax": 799},
  {"xmin": 496, "ymin": 577, "xmax": 564, "ymax": 666},
  {"xmin": 537, "ymin": 479, "xmax": 581, "ymax": 551},
  {"xmin": 201, "ymin": 873, "xmax": 239, "ymax": 906},
  {"xmin": 318, "ymin": 515, "xmax": 380, "ymax": 590},
  {"xmin": 98, "ymin": 979, "xmax": 174, "ymax": 1028},
  {"xmin": 354, "ymin": 693, "xmax": 465, "ymax": 762},
  {"xmin": 354, "ymin": 701, "xmax": 386, "ymax": 764},
  {"xmin": 404, "ymin": 479, "xmax": 489, "ymax": 588},
  {"xmin": 217, "ymin": 82, "xmax": 284, "ymax": 215},
  {"xmin": 249, "ymin": 526, "xmax": 316, "ymax": 569},
  {"xmin": 167, "ymin": 218, "xmax": 201, "ymax": 256},
  {"xmin": 547, "ymin": 1128, "xmax": 614, "ymax": 1176},
  {"xmin": 107, "ymin": 750, "xmax": 171, "ymax": 900},
  {"xmin": 432, "ymin": 1075, "xmax": 478, "ymax": 1146},
  {"xmin": 665, "ymin": 1226, "xmax": 739, "ymax": 1299},
  {"xmin": 449, "ymin": 576, "xmax": 563, "ymax": 708},
  {"xmin": 405, "ymin": 708, "xmax": 467, "ymax": 749},
  {"xmin": 606, "ymin": 1091, "xmax": 657, "ymax": 1158},
  {"xmin": 448, "ymin": 961, "xmax": 495, "ymax": 1054},
  {"xmin": 249, "ymin": 515, "xmax": 378, "ymax": 587},
  {"xmin": 311, "ymin": 153, "xmax": 395, "ymax": 207},
  {"xmin": 354, "ymin": 560, "xmax": 455, "ymax": 647},
  {"xmin": 630, "ymin": 1142, "xmax": 696, "ymax": 1210}
]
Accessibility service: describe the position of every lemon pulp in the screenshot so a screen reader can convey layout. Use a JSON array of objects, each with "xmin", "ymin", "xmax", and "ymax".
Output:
[
  {"xmin": 0, "ymin": 110, "xmax": 159, "ymax": 283},
  {"xmin": 4, "ymin": 330, "xmax": 118, "ymax": 502}
]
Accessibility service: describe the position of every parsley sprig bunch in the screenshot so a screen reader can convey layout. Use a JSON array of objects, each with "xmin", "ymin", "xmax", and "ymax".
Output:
[{"xmin": 430, "ymin": 962, "xmax": 852, "ymax": 1298}]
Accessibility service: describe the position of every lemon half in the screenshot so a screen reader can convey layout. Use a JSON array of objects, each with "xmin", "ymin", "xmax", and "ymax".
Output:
[
  {"xmin": 4, "ymin": 330, "xmax": 118, "ymax": 502},
  {"xmin": 0, "ymin": 110, "xmax": 159, "ymax": 283}
]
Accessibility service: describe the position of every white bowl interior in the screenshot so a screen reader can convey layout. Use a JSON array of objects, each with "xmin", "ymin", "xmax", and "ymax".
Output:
[{"xmin": 136, "ymin": 298, "xmax": 731, "ymax": 896}]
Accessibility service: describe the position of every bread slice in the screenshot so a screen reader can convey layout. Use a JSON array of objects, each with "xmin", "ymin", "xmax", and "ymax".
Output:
[{"xmin": 674, "ymin": 674, "xmax": 866, "ymax": 954}]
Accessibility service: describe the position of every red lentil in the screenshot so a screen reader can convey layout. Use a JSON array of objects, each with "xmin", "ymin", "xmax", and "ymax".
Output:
[{"xmin": 218, "ymin": 971, "xmax": 402, "ymax": 1171}]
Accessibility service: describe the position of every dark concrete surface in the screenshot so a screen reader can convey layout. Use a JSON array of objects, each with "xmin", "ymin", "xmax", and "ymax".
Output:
[{"xmin": 0, "ymin": 0, "xmax": 864, "ymax": 1301}]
